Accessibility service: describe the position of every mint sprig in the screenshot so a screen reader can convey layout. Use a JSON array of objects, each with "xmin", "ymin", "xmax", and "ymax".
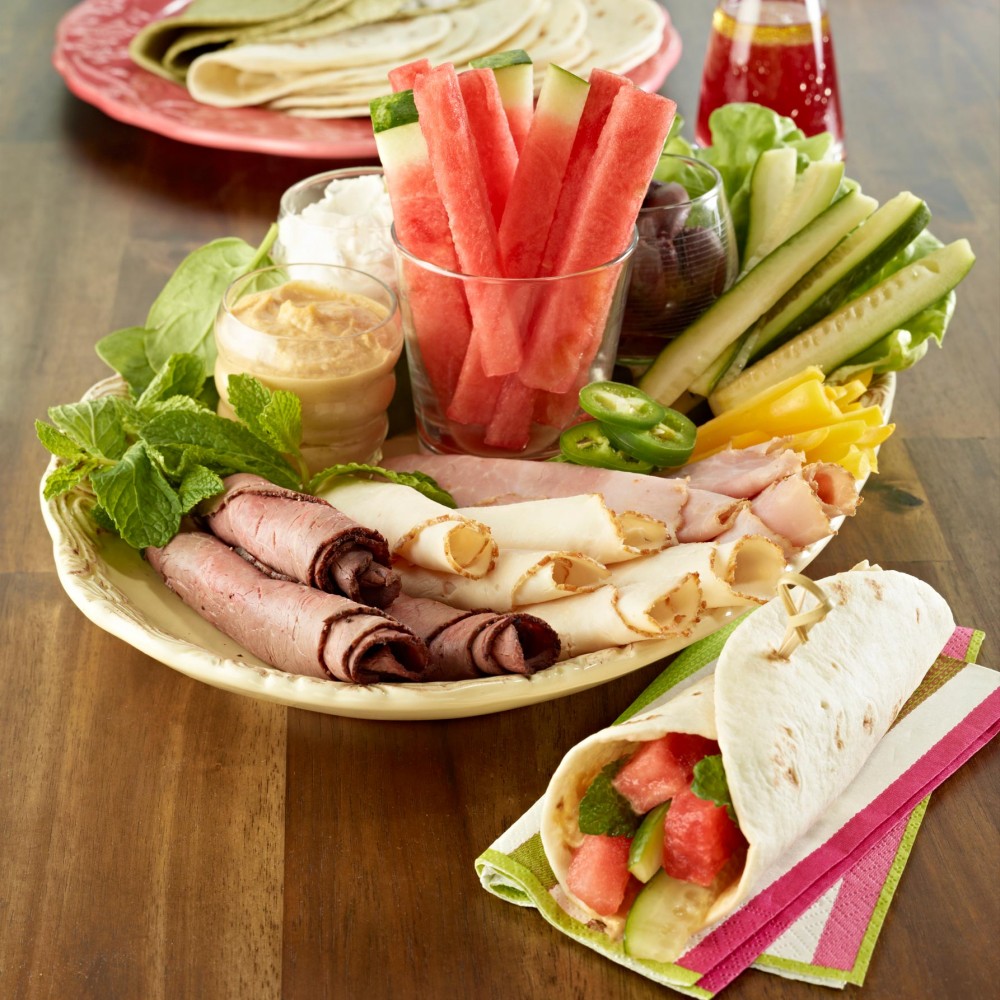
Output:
[
  {"xmin": 578, "ymin": 760, "xmax": 641, "ymax": 837},
  {"xmin": 691, "ymin": 755, "xmax": 738, "ymax": 824}
]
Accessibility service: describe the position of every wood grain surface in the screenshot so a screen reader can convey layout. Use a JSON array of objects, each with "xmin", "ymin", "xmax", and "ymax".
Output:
[{"xmin": 2, "ymin": 1, "xmax": 997, "ymax": 998}]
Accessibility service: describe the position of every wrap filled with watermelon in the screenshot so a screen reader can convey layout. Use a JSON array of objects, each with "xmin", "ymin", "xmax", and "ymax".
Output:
[{"xmin": 538, "ymin": 567, "xmax": 954, "ymax": 962}]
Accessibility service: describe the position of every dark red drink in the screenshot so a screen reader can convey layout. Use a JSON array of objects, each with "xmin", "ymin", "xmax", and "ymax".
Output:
[{"xmin": 697, "ymin": 0, "xmax": 844, "ymax": 152}]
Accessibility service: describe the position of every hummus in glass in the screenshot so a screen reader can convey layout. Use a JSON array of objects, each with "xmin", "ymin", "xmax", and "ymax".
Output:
[{"xmin": 215, "ymin": 265, "xmax": 402, "ymax": 474}]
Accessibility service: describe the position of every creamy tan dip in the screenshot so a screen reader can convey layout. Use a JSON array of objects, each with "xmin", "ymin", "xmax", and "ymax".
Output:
[{"xmin": 215, "ymin": 278, "xmax": 402, "ymax": 473}]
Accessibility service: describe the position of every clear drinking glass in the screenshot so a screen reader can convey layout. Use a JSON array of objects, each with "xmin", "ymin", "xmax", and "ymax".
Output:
[
  {"xmin": 214, "ymin": 262, "xmax": 402, "ymax": 475},
  {"xmin": 697, "ymin": 0, "xmax": 844, "ymax": 154},
  {"xmin": 392, "ymin": 227, "xmax": 638, "ymax": 460},
  {"xmin": 617, "ymin": 155, "xmax": 738, "ymax": 376}
]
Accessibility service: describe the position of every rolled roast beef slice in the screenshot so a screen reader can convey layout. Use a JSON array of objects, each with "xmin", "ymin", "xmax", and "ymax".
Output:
[
  {"xmin": 202, "ymin": 473, "xmax": 400, "ymax": 607},
  {"xmin": 388, "ymin": 594, "xmax": 560, "ymax": 681},
  {"xmin": 146, "ymin": 528, "xmax": 426, "ymax": 684}
]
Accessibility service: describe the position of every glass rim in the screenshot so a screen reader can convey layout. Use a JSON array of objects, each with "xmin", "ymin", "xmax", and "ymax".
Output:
[
  {"xmin": 220, "ymin": 262, "xmax": 399, "ymax": 344},
  {"xmin": 639, "ymin": 154, "xmax": 727, "ymax": 212},
  {"xmin": 278, "ymin": 165, "xmax": 386, "ymax": 220},
  {"xmin": 390, "ymin": 224, "xmax": 639, "ymax": 283}
]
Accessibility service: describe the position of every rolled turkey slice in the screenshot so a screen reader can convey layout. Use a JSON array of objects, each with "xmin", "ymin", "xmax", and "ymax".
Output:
[
  {"xmin": 456, "ymin": 494, "xmax": 668, "ymax": 564},
  {"xmin": 201, "ymin": 473, "xmax": 400, "ymax": 607},
  {"xmin": 396, "ymin": 548, "xmax": 609, "ymax": 611},
  {"xmin": 609, "ymin": 537, "xmax": 786, "ymax": 610},
  {"xmin": 146, "ymin": 527, "xmax": 428, "ymax": 684},
  {"xmin": 387, "ymin": 594, "xmax": 560, "ymax": 681},
  {"xmin": 383, "ymin": 453, "xmax": 688, "ymax": 542},
  {"xmin": 317, "ymin": 478, "xmax": 497, "ymax": 578}
]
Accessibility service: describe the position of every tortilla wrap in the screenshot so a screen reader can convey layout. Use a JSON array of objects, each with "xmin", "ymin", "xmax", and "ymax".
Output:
[{"xmin": 539, "ymin": 567, "xmax": 954, "ymax": 955}]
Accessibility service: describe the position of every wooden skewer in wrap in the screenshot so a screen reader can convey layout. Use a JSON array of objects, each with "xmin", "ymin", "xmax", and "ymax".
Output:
[{"xmin": 775, "ymin": 572, "xmax": 832, "ymax": 658}]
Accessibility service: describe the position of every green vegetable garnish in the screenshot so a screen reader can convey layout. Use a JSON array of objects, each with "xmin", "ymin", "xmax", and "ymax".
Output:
[
  {"xmin": 690, "ymin": 754, "xmax": 738, "ymax": 824},
  {"xmin": 578, "ymin": 760, "xmax": 641, "ymax": 837}
]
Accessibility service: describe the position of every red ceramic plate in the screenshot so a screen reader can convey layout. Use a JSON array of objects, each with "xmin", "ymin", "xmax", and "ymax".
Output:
[{"xmin": 52, "ymin": 0, "xmax": 683, "ymax": 160}]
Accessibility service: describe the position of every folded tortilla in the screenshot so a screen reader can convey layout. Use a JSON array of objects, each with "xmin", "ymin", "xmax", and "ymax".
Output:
[
  {"xmin": 539, "ymin": 567, "xmax": 954, "ymax": 956},
  {"xmin": 396, "ymin": 548, "xmax": 608, "ymax": 611},
  {"xmin": 202, "ymin": 473, "xmax": 400, "ymax": 607},
  {"xmin": 317, "ymin": 478, "xmax": 497, "ymax": 578}
]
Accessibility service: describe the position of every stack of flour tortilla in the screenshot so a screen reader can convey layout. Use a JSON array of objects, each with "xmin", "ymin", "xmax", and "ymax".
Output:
[{"xmin": 129, "ymin": 0, "xmax": 667, "ymax": 116}]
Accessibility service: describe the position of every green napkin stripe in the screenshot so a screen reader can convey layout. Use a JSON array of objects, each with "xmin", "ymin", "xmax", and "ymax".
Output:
[
  {"xmin": 966, "ymin": 629, "xmax": 985, "ymax": 663},
  {"xmin": 476, "ymin": 849, "xmax": 711, "ymax": 995},
  {"xmin": 848, "ymin": 795, "xmax": 930, "ymax": 984},
  {"xmin": 752, "ymin": 954, "xmax": 855, "ymax": 982},
  {"xmin": 508, "ymin": 833, "xmax": 557, "ymax": 890}
]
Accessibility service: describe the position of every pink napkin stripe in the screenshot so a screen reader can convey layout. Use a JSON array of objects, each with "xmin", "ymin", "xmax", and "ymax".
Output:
[
  {"xmin": 810, "ymin": 812, "xmax": 910, "ymax": 970},
  {"xmin": 678, "ymin": 688, "xmax": 1000, "ymax": 989},
  {"xmin": 943, "ymin": 626, "xmax": 975, "ymax": 660}
]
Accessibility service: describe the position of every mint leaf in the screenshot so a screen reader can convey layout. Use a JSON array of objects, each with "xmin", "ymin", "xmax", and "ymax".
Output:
[
  {"xmin": 691, "ymin": 755, "xmax": 738, "ymax": 824},
  {"xmin": 96, "ymin": 326, "xmax": 157, "ymax": 397},
  {"xmin": 308, "ymin": 464, "xmax": 456, "ymax": 507},
  {"xmin": 36, "ymin": 420, "xmax": 84, "ymax": 460},
  {"xmin": 227, "ymin": 373, "xmax": 302, "ymax": 457},
  {"xmin": 42, "ymin": 457, "xmax": 103, "ymax": 501},
  {"xmin": 142, "ymin": 408, "xmax": 299, "ymax": 490},
  {"xmin": 578, "ymin": 760, "xmax": 640, "ymax": 837},
  {"xmin": 48, "ymin": 398, "xmax": 131, "ymax": 461},
  {"xmin": 178, "ymin": 465, "xmax": 225, "ymax": 513},
  {"xmin": 138, "ymin": 352, "xmax": 207, "ymax": 408},
  {"xmin": 91, "ymin": 443, "xmax": 183, "ymax": 548}
]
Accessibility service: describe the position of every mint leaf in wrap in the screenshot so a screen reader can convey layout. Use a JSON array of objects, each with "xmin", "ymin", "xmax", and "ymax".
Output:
[
  {"xmin": 578, "ymin": 760, "xmax": 641, "ymax": 837},
  {"xmin": 691, "ymin": 755, "xmax": 738, "ymax": 824}
]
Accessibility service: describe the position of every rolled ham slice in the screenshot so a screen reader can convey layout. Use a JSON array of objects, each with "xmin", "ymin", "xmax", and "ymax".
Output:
[
  {"xmin": 201, "ymin": 473, "xmax": 400, "ymax": 607},
  {"xmin": 750, "ymin": 473, "xmax": 838, "ymax": 550},
  {"xmin": 383, "ymin": 453, "xmax": 688, "ymax": 542},
  {"xmin": 317, "ymin": 478, "xmax": 497, "ymax": 578},
  {"xmin": 715, "ymin": 505, "xmax": 794, "ymax": 554},
  {"xmin": 456, "ymin": 494, "xmax": 668, "ymax": 564},
  {"xmin": 804, "ymin": 461, "xmax": 862, "ymax": 517},
  {"xmin": 671, "ymin": 441, "xmax": 804, "ymax": 498},
  {"xmin": 387, "ymin": 594, "xmax": 560, "ymax": 681},
  {"xmin": 396, "ymin": 549, "xmax": 609, "ymax": 611},
  {"xmin": 146, "ymin": 527, "xmax": 428, "ymax": 684},
  {"xmin": 676, "ymin": 489, "xmax": 745, "ymax": 543}
]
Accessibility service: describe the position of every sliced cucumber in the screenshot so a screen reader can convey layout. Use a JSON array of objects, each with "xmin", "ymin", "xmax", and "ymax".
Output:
[
  {"xmin": 638, "ymin": 189, "xmax": 878, "ymax": 408},
  {"xmin": 743, "ymin": 148, "xmax": 797, "ymax": 267},
  {"xmin": 743, "ymin": 156, "xmax": 845, "ymax": 272},
  {"xmin": 748, "ymin": 191, "xmax": 932, "ymax": 360},
  {"xmin": 627, "ymin": 801, "xmax": 670, "ymax": 883},
  {"xmin": 623, "ymin": 869, "xmax": 718, "ymax": 964},
  {"xmin": 710, "ymin": 238, "xmax": 976, "ymax": 413}
]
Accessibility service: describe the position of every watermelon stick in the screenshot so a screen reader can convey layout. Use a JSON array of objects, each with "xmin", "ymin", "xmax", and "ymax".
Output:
[
  {"xmin": 498, "ymin": 65, "xmax": 590, "ymax": 279},
  {"xmin": 518, "ymin": 85, "xmax": 677, "ymax": 394},
  {"xmin": 412, "ymin": 64, "xmax": 523, "ymax": 377},
  {"xmin": 470, "ymin": 50, "xmax": 534, "ymax": 154},
  {"xmin": 538, "ymin": 68, "xmax": 631, "ymax": 277},
  {"xmin": 388, "ymin": 58, "xmax": 431, "ymax": 93},
  {"xmin": 458, "ymin": 68, "xmax": 518, "ymax": 229},
  {"xmin": 371, "ymin": 89, "xmax": 472, "ymax": 404}
]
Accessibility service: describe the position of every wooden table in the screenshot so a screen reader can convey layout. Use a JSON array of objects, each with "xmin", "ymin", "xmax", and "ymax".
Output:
[{"xmin": 3, "ymin": 1, "xmax": 997, "ymax": 997}]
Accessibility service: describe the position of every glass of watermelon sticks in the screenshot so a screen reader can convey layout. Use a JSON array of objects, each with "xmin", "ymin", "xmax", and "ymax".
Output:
[
  {"xmin": 392, "ymin": 227, "xmax": 639, "ymax": 459},
  {"xmin": 616, "ymin": 155, "xmax": 739, "ymax": 377}
]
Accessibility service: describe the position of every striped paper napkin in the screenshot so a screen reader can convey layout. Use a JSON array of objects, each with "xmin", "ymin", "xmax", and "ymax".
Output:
[{"xmin": 476, "ymin": 624, "xmax": 994, "ymax": 995}]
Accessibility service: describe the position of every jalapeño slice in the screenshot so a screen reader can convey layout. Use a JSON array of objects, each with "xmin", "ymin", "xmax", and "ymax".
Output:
[
  {"xmin": 559, "ymin": 421, "xmax": 655, "ymax": 473},
  {"xmin": 603, "ymin": 409, "xmax": 697, "ymax": 468},
  {"xmin": 578, "ymin": 381, "xmax": 667, "ymax": 430}
]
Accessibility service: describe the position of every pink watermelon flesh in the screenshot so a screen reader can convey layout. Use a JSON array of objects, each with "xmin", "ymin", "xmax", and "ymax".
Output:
[
  {"xmin": 446, "ymin": 336, "xmax": 502, "ymax": 425},
  {"xmin": 381, "ymin": 151, "xmax": 472, "ymax": 403},
  {"xmin": 662, "ymin": 787, "xmax": 744, "ymax": 888},
  {"xmin": 412, "ymin": 64, "xmax": 523, "ymax": 377},
  {"xmin": 498, "ymin": 79, "xmax": 589, "ymax": 279},
  {"xmin": 506, "ymin": 105, "xmax": 533, "ymax": 155},
  {"xmin": 483, "ymin": 374, "xmax": 535, "ymax": 449},
  {"xmin": 458, "ymin": 68, "xmax": 518, "ymax": 229},
  {"xmin": 519, "ymin": 85, "xmax": 677, "ymax": 392},
  {"xmin": 566, "ymin": 834, "xmax": 633, "ymax": 916},
  {"xmin": 538, "ymin": 68, "xmax": 629, "ymax": 277},
  {"xmin": 389, "ymin": 58, "xmax": 431, "ymax": 92},
  {"xmin": 612, "ymin": 736, "xmax": 692, "ymax": 814}
]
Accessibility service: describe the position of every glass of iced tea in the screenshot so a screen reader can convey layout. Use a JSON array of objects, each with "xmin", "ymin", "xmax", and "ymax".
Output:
[{"xmin": 697, "ymin": 0, "xmax": 844, "ymax": 154}]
